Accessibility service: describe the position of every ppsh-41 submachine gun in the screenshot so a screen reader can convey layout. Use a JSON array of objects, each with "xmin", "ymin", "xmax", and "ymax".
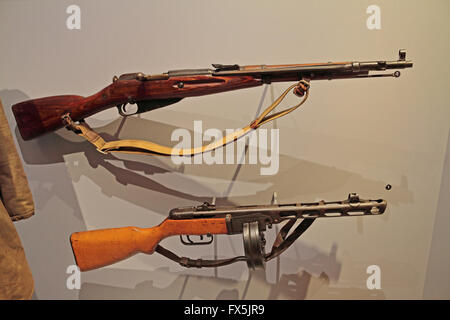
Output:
[{"xmin": 70, "ymin": 193, "xmax": 387, "ymax": 271}]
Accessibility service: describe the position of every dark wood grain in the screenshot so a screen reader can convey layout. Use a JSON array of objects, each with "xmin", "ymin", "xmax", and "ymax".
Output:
[{"xmin": 12, "ymin": 75, "xmax": 263, "ymax": 140}]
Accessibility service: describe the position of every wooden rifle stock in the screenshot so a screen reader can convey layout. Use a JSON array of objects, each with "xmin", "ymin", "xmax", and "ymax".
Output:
[
  {"xmin": 12, "ymin": 75, "xmax": 262, "ymax": 140},
  {"xmin": 13, "ymin": 95, "xmax": 90, "ymax": 141},
  {"xmin": 70, "ymin": 218, "xmax": 228, "ymax": 271}
]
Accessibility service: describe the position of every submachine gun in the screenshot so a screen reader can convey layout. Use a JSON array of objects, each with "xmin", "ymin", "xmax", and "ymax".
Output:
[{"xmin": 70, "ymin": 193, "xmax": 387, "ymax": 271}]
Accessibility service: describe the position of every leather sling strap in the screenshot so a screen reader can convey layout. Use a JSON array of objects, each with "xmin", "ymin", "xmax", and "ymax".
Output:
[
  {"xmin": 63, "ymin": 81, "xmax": 310, "ymax": 156},
  {"xmin": 264, "ymin": 218, "xmax": 316, "ymax": 262},
  {"xmin": 155, "ymin": 245, "xmax": 248, "ymax": 268}
]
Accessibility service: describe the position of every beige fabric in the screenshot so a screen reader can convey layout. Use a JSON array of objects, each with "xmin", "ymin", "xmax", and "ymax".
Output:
[
  {"xmin": 67, "ymin": 81, "xmax": 310, "ymax": 156},
  {"xmin": 0, "ymin": 202, "xmax": 34, "ymax": 299},
  {"xmin": 0, "ymin": 99, "xmax": 35, "ymax": 299},
  {"xmin": 0, "ymin": 101, "xmax": 34, "ymax": 221}
]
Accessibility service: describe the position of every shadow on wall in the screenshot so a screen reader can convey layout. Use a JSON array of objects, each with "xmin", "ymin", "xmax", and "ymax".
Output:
[
  {"xmin": 3, "ymin": 88, "xmax": 414, "ymax": 220},
  {"xmin": 0, "ymin": 89, "xmax": 89, "ymax": 221},
  {"xmin": 78, "ymin": 243, "xmax": 385, "ymax": 300},
  {"xmin": 79, "ymin": 270, "xmax": 385, "ymax": 300},
  {"xmin": 423, "ymin": 128, "xmax": 450, "ymax": 299},
  {"xmin": 0, "ymin": 88, "xmax": 408, "ymax": 299}
]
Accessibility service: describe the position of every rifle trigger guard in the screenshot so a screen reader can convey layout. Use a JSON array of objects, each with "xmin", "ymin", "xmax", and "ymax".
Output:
[{"xmin": 117, "ymin": 103, "xmax": 136, "ymax": 117}]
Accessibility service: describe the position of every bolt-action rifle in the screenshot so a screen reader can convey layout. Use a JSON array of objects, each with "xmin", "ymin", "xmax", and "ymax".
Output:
[
  {"xmin": 70, "ymin": 193, "xmax": 387, "ymax": 271},
  {"xmin": 12, "ymin": 50, "xmax": 412, "ymax": 157}
]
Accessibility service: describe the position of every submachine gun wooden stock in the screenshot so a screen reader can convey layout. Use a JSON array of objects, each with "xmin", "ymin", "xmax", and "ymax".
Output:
[{"xmin": 70, "ymin": 193, "xmax": 387, "ymax": 271}]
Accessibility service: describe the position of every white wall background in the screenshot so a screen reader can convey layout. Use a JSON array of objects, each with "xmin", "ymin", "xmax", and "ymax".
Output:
[{"xmin": 0, "ymin": 0, "xmax": 449, "ymax": 299}]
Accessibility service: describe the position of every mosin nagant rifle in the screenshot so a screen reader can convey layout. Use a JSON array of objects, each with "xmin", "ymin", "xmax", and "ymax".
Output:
[
  {"xmin": 12, "ymin": 50, "xmax": 412, "ymax": 157},
  {"xmin": 70, "ymin": 193, "xmax": 387, "ymax": 271}
]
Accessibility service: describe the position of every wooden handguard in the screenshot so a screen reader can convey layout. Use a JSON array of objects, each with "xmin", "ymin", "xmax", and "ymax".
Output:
[{"xmin": 70, "ymin": 218, "xmax": 228, "ymax": 271}]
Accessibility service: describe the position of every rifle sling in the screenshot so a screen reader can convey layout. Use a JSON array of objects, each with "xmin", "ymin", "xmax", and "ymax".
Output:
[
  {"xmin": 64, "ymin": 81, "xmax": 310, "ymax": 156},
  {"xmin": 154, "ymin": 217, "xmax": 315, "ymax": 268}
]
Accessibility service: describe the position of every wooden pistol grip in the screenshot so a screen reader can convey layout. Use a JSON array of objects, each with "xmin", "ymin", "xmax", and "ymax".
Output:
[{"xmin": 70, "ymin": 218, "xmax": 228, "ymax": 271}]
